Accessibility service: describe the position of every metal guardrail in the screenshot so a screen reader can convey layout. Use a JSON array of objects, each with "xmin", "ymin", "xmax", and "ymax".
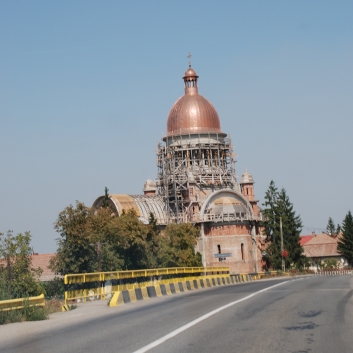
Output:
[
  {"xmin": 245, "ymin": 271, "xmax": 290, "ymax": 280},
  {"xmin": 64, "ymin": 266, "xmax": 229, "ymax": 284},
  {"xmin": 316, "ymin": 270, "xmax": 353, "ymax": 276},
  {"xmin": 0, "ymin": 294, "xmax": 45, "ymax": 312},
  {"xmin": 64, "ymin": 267, "xmax": 229, "ymax": 304}
]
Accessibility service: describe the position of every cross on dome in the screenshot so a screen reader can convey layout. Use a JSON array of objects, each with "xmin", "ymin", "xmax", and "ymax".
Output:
[{"xmin": 187, "ymin": 52, "xmax": 192, "ymax": 67}]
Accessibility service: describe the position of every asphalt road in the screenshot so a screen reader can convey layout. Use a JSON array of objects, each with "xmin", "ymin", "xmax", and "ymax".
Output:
[{"xmin": 1, "ymin": 275, "xmax": 353, "ymax": 353}]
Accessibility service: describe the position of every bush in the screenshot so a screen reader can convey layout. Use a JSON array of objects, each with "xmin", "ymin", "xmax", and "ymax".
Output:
[
  {"xmin": 23, "ymin": 300, "xmax": 48, "ymax": 321},
  {"xmin": 0, "ymin": 309, "xmax": 23, "ymax": 324},
  {"xmin": 40, "ymin": 277, "xmax": 64, "ymax": 298},
  {"xmin": 322, "ymin": 259, "xmax": 339, "ymax": 270},
  {"xmin": 0, "ymin": 303, "xmax": 48, "ymax": 325}
]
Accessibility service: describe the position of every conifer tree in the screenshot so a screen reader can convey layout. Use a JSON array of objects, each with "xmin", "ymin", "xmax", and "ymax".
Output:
[
  {"xmin": 326, "ymin": 217, "xmax": 340, "ymax": 237},
  {"xmin": 337, "ymin": 211, "xmax": 353, "ymax": 266},
  {"xmin": 336, "ymin": 224, "xmax": 341, "ymax": 235},
  {"xmin": 326, "ymin": 217, "xmax": 336, "ymax": 237},
  {"xmin": 262, "ymin": 180, "xmax": 279, "ymax": 243},
  {"xmin": 262, "ymin": 181, "xmax": 304, "ymax": 270}
]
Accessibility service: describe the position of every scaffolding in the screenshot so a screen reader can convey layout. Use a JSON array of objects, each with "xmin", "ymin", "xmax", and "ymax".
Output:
[{"xmin": 156, "ymin": 133, "xmax": 238, "ymax": 224}]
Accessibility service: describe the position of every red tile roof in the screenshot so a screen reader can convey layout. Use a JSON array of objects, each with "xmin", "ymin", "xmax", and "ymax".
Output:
[
  {"xmin": 300, "ymin": 235, "xmax": 314, "ymax": 246},
  {"xmin": 31, "ymin": 253, "xmax": 57, "ymax": 281},
  {"xmin": 0, "ymin": 253, "xmax": 58, "ymax": 281},
  {"xmin": 302, "ymin": 233, "xmax": 340, "ymax": 258}
]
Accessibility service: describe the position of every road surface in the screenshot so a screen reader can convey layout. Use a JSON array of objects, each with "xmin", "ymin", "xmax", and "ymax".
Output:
[{"xmin": 1, "ymin": 275, "xmax": 352, "ymax": 353}]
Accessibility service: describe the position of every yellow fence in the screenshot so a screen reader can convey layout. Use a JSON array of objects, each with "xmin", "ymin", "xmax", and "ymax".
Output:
[
  {"xmin": 64, "ymin": 267, "xmax": 229, "ymax": 304},
  {"xmin": 0, "ymin": 294, "xmax": 45, "ymax": 312}
]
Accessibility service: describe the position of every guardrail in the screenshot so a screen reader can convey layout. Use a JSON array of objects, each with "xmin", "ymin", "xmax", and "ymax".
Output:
[
  {"xmin": 0, "ymin": 294, "xmax": 45, "ymax": 312},
  {"xmin": 316, "ymin": 269, "xmax": 353, "ymax": 276},
  {"xmin": 252, "ymin": 271, "xmax": 289, "ymax": 279},
  {"xmin": 64, "ymin": 267, "xmax": 229, "ymax": 304}
]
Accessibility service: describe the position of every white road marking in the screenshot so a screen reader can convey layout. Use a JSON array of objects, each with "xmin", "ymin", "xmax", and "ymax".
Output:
[{"xmin": 132, "ymin": 280, "xmax": 290, "ymax": 353}]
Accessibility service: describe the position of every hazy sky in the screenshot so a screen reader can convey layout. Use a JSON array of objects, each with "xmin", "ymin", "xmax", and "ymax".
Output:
[{"xmin": 0, "ymin": 1, "xmax": 352, "ymax": 253}]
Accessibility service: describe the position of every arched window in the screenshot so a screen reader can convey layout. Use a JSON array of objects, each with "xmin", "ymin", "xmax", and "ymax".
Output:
[{"xmin": 241, "ymin": 243, "xmax": 244, "ymax": 260}]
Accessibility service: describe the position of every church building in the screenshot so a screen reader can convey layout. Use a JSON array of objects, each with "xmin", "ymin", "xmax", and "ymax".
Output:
[{"xmin": 93, "ymin": 63, "xmax": 264, "ymax": 274}]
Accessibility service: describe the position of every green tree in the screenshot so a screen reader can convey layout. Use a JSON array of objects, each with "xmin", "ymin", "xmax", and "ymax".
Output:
[
  {"xmin": 157, "ymin": 223, "xmax": 202, "ymax": 267},
  {"xmin": 336, "ymin": 224, "xmax": 341, "ymax": 235},
  {"xmin": 108, "ymin": 209, "xmax": 152, "ymax": 270},
  {"xmin": 87, "ymin": 206, "xmax": 120, "ymax": 272},
  {"xmin": 326, "ymin": 217, "xmax": 336, "ymax": 237},
  {"xmin": 0, "ymin": 231, "xmax": 43, "ymax": 299},
  {"xmin": 51, "ymin": 201, "xmax": 204, "ymax": 274},
  {"xmin": 337, "ymin": 211, "xmax": 353, "ymax": 266},
  {"xmin": 49, "ymin": 201, "xmax": 97, "ymax": 275},
  {"xmin": 326, "ymin": 217, "xmax": 341, "ymax": 237},
  {"xmin": 262, "ymin": 180, "xmax": 279, "ymax": 243},
  {"xmin": 262, "ymin": 181, "xmax": 304, "ymax": 270}
]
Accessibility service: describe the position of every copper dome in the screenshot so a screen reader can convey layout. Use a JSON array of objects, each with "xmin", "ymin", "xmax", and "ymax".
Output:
[{"xmin": 166, "ymin": 67, "xmax": 222, "ymax": 136}]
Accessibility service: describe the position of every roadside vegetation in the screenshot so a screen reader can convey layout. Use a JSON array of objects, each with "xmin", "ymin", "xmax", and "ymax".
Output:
[
  {"xmin": 49, "ymin": 196, "xmax": 202, "ymax": 276},
  {"xmin": 0, "ymin": 232, "xmax": 65, "ymax": 324},
  {"xmin": 0, "ymin": 231, "xmax": 44, "ymax": 300},
  {"xmin": 0, "ymin": 300, "xmax": 48, "ymax": 325}
]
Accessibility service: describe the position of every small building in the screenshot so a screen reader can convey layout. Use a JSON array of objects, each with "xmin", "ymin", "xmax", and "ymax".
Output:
[{"xmin": 301, "ymin": 232, "xmax": 346, "ymax": 270}]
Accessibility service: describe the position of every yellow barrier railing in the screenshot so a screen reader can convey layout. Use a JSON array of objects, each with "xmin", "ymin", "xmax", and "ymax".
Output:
[
  {"xmin": 64, "ymin": 267, "xmax": 229, "ymax": 303},
  {"xmin": 249, "ymin": 271, "xmax": 290, "ymax": 279},
  {"xmin": 0, "ymin": 294, "xmax": 45, "ymax": 312},
  {"xmin": 64, "ymin": 266, "xmax": 229, "ymax": 285}
]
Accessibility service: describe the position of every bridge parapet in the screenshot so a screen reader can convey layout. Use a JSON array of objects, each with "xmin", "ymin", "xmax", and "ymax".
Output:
[{"xmin": 64, "ymin": 267, "xmax": 230, "ymax": 304}]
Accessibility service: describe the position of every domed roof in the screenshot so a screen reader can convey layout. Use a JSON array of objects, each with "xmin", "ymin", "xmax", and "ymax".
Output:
[
  {"xmin": 183, "ymin": 67, "xmax": 198, "ymax": 78},
  {"xmin": 166, "ymin": 66, "xmax": 222, "ymax": 137},
  {"xmin": 240, "ymin": 171, "xmax": 254, "ymax": 184},
  {"xmin": 143, "ymin": 179, "xmax": 156, "ymax": 192}
]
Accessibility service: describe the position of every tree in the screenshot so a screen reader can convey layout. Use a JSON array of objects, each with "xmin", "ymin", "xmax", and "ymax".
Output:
[
  {"xmin": 326, "ymin": 217, "xmax": 336, "ymax": 237},
  {"xmin": 337, "ymin": 211, "xmax": 353, "ymax": 266},
  {"xmin": 108, "ymin": 209, "xmax": 152, "ymax": 270},
  {"xmin": 336, "ymin": 224, "xmax": 341, "ymax": 235},
  {"xmin": 0, "ymin": 231, "xmax": 43, "ymax": 299},
  {"xmin": 262, "ymin": 181, "xmax": 305, "ymax": 270},
  {"xmin": 50, "ymin": 203, "xmax": 152, "ymax": 274},
  {"xmin": 262, "ymin": 180, "xmax": 279, "ymax": 243},
  {"xmin": 326, "ymin": 217, "xmax": 341, "ymax": 238},
  {"xmin": 51, "ymin": 201, "xmax": 204, "ymax": 274},
  {"xmin": 87, "ymin": 206, "xmax": 119, "ymax": 272},
  {"xmin": 157, "ymin": 223, "xmax": 202, "ymax": 267},
  {"xmin": 49, "ymin": 201, "xmax": 97, "ymax": 275}
]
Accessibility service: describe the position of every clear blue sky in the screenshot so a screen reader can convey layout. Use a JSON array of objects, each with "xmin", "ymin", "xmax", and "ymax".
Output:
[{"xmin": 0, "ymin": 1, "xmax": 352, "ymax": 253}]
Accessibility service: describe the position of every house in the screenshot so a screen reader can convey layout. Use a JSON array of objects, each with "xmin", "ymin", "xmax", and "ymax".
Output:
[{"xmin": 301, "ymin": 232, "xmax": 345, "ymax": 271}]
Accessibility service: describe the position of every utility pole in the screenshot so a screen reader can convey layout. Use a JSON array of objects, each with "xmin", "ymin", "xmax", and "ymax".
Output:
[{"xmin": 280, "ymin": 217, "xmax": 285, "ymax": 272}]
